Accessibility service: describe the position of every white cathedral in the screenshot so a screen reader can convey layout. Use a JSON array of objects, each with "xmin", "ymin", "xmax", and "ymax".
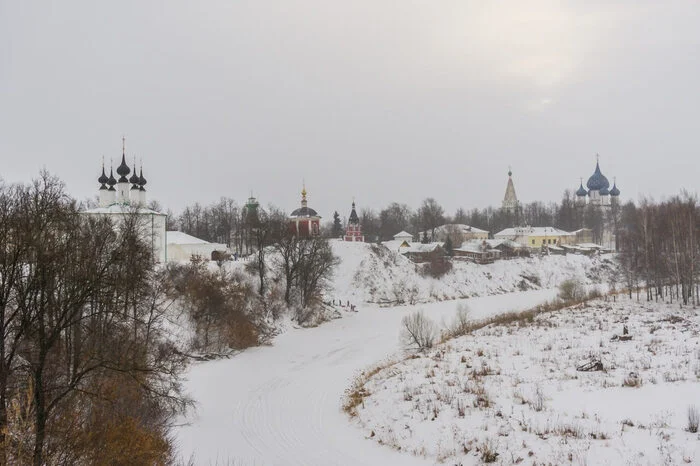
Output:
[{"xmin": 82, "ymin": 140, "xmax": 167, "ymax": 262}]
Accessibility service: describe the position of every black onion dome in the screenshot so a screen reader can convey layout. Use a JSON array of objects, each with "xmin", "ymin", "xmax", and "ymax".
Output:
[
  {"xmin": 348, "ymin": 202, "xmax": 359, "ymax": 224},
  {"xmin": 576, "ymin": 182, "xmax": 588, "ymax": 197},
  {"xmin": 586, "ymin": 161, "xmax": 610, "ymax": 192},
  {"xmin": 129, "ymin": 164, "xmax": 140, "ymax": 184},
  {"xmin": 116, "ymin": 154, "xmax": 130, "ymax": 181},
  {"xmin": 107, "ymin": 168, "xmax": 117, "ymax": 187},
  {"xmin": 98, "ymin": 166, "xmax": 109, "ymax": 185},
  {"xmin": 290, "ymin": 206, "xmax": 319, "ymax": 217},
  {"xmin": 610, "ymin": 182, "xmax": 620, "ymax": 196},
  {"xmin": 138, "ymin": 168, "xmax": 146, "ymax": 188}
]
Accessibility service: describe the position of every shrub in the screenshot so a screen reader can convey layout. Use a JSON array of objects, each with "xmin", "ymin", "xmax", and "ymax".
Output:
[
  {"xmin": 558, "ymin": 279, "xmax": 587, "ymax": 302},
  {"xmin": 479, "ymin": 440, "xmax": 499, "ymax": 463},
  {"xmin": 530, "ymin": 385, "xmax": 545, "ymax": 412},
  {"xmin": 400, "ymin": 311, "xmax": 437, "ymax": 351},
  {"xmin": 443, "ymin": 304, "xmax": 471, "ymax": 339},
  {"xmin": 688, "ymin": 405, "xmax": 699, "ymax": 433},
  {"xmin": 167, "ymin": 259, "xmax": 259, "ymax": 352}
]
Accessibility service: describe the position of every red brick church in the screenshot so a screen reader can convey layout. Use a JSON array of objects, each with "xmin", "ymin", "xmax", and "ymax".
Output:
[{"xmin": 289, "ymin": 186, "xmax": 321, "ymax": 237}]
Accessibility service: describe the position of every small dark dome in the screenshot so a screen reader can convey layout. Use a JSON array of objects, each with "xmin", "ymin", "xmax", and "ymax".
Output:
[
  {"xmin": 116, "ymin": 154, "xmax": 130, "ymax": 180},
  {"xmin": 610, "ymin": 182, "xmax": 620, "ymax": 196},
  {"xmin": 586, "ymin": 161, "xmax": 610, "ymax": 192},
  {"xmin": 576, "ymin": 182, "xmax": 588, "ymax": 197},
  {"xmin": 107, "ymin": 168, "xmax": 117, "ymax": 187},
  {"xmin": 129, "ymin": 164, "xmax": 140, "ymax": 184},
  {"xmin": 290, "ymin": 206, "xmax": 319, "ymax": 217},
  {"xmin": 98, "ymin": 167, "xmax": 109, "ymax": 185},
  {"xmin": 138, "ymin": 168, "xmax": 147, "ymax": 188}
]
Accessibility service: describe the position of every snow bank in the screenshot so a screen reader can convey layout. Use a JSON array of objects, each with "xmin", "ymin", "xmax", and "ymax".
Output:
[{"xmin": 330, "ymin": 240, "xmax": 615, "ymax": 305}]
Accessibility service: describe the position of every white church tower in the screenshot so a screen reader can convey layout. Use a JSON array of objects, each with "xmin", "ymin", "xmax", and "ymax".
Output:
[{"xmin": 502, "ymin": 168, "xmax": 519, "ymax": 213}]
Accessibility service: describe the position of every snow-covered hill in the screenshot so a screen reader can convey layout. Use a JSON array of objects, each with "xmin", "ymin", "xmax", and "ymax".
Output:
[
  {"xmin": 330, "ymin": 240, "xmax": 614, "ymax": 305},
  {"xmin": 352, "ymin": 298, "xmax": 700, "ymax": 465}
]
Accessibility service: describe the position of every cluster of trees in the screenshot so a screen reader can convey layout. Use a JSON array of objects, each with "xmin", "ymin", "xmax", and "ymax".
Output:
[
  {"xmin": 617, "ymin": 194, "xmax": 699, "ymax": 305},
  {"xmin": 0, "ymin": 173, "xmax": 187, "ymax": 465}
]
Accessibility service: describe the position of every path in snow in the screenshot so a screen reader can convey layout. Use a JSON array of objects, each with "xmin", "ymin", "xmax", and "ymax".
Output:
[{"xmin": 174, "ymin": 289, "xmax": 558, "ymax": 466}]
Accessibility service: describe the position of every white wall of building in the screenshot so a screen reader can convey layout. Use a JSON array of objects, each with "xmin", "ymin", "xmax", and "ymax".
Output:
[{"xmin": 82, "ymin": 206, "xmax": 167, "ymax": 263}]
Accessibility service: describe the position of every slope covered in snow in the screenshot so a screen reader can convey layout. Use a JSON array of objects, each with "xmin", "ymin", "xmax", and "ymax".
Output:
[
  {"xmin": 353, "ymin": 298, "xmax": 700, "ymax": 465},
  {"xmin": 330, "ymin": 240, "xmax": 614, "ymax": 305}
]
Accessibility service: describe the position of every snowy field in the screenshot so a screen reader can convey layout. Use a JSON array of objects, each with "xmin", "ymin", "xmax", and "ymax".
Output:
[
  {"xmin": 173, "ymin": 289, "xmax": 560, "ymax": 465},
  {"xmin": 353, "ymin": 298, "xmax": 700, "ymax": 465}
]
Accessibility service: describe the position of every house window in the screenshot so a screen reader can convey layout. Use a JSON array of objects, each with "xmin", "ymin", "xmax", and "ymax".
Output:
[{"xmin": 531, "ymin": 239, "xmax": 535, "ymax": 245}]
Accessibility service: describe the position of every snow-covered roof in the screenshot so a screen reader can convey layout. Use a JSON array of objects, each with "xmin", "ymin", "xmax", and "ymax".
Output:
[
  {"xmin": 166, "ymin": 231, "xmax": 215, "ymax": 245},
  {"xmin": 83, "ymin": 204, "xmax": 166, "ymax": 216},
  {"xmin": 456, "ymin": 239, "xmax": 521, "ymax": 253},
  {"xmin": 382, "ymin": 241, "xmax": 442, "ymax": 254},
  {"xmin": 406, "ymin": 243, "xmax": 442, "ymax": 253},
  {"xmin": 494, "ymin": 227, "xmax": 574, "ymax": 237},
  {"xmin": 455, "ymin": 243, "xmax": 485, "ymax": 253},
  {"xmin": 419, "ymin": 224, "xmax": 489, "ymax": 238},
  {"xmin": 382, "ymin": 240, "xmax": 410, "ymax": 251},
  {"xmin": 393, "ymin": 231, "xmax": 413, "ymax": 239}
]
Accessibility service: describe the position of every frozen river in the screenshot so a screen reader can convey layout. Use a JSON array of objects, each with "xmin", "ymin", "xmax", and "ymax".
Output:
[{"xmin": 174, "ymin": 288, "xmax": 558, "ymax": 465}]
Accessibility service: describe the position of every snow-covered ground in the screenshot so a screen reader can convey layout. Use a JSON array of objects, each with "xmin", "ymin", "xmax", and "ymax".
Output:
[
  {"xmin": 330, "ymin": 241, "xmax": 613, "ymax": 305},
  {"xmin": 172, "ymin": 242, "xmax": 619, "ymax": 464},
  {"xmin": 173, "ymin": 289, "xmax": 560, "ymax": 465},
  {"xmin": 354, "ymin": 298, "xmax": 700, "ymax": 465}
]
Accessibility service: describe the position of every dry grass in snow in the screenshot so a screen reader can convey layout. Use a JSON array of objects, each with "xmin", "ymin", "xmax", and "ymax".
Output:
[{"xmin": 350, "ymin": 298, "xmax": 700, "ymax": 465}]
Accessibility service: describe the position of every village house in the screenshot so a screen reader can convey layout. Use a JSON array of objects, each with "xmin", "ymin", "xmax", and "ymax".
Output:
[
  {"xmin": 420, "ymin": 224, "xmax": 489, "ymax": 245},
  {"xmin": 494, "ymin": 226, "xmax": 576, "ymax": 250},
  {"xmin": 392, "ymin": 230, "xmax": 414, "ymax": 245},
  {"xmin": 166, "ymin": 231, "xmax": 228, "ymax": 262}
]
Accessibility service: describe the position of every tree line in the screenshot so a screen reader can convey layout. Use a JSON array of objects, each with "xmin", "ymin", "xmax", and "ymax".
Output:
[
  {"xmin": 617, "ymin": 193, "xmax": 699, "ymax": 305},
  {"xmin": 171, "ymin": 191, "xmax": 618, "ymax": 247}
]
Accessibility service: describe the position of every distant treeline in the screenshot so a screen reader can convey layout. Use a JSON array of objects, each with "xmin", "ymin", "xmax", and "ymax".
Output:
[{"xmin": 169, "ymin": 189, "xmax": 618, "ymax": 249}]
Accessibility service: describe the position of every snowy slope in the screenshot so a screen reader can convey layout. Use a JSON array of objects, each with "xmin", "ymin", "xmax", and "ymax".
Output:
[
  {"xmin": 330, "ymin": 240, "xmax": 613, "ymax": 305},
  {"xmin": 354, "ymin": 298, "xmax": 700, "ymax": 465}
]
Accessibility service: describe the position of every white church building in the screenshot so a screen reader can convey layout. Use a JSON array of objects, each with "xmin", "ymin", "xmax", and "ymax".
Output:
[{"xmin": 82, "ymin": 141, "xmax": 167, "ymax": 262}]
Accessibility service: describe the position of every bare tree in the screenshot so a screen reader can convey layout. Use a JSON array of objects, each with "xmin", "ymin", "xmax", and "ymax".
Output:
[
  {"xmin": 418, "ymin": 198, "xmax": 445, "ymax": 241},
  {"xmin": 0, "ymin": 172, "xmax": 188, "ymax": 465},
  {"xmin": 400, "ymin": 311, "xmax": 437, "ymax": 351}
]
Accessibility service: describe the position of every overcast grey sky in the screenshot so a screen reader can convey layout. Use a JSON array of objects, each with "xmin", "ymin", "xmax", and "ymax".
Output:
[{"xmin": 1, "ymin": 1, "xmax": 699, "ymax": 218}]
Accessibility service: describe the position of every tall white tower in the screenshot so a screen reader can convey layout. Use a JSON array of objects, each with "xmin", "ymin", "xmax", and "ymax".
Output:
[{"xmin": 502, "ymin": 168, "xmax": 518, "ymax": 213}]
